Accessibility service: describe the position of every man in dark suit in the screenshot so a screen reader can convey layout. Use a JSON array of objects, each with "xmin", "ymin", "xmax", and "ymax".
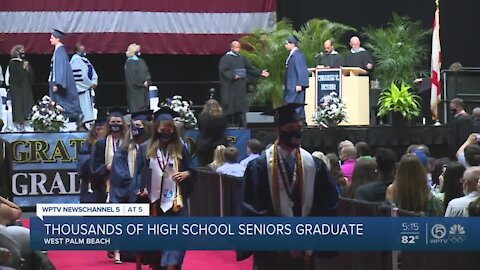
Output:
[
  {"xmin": 472, "ymin": 107, "xmax": 480, "ymax": 133},
  {"xmin": 449, "ymin": 98, "xmax": 474, "ymax": 158}
]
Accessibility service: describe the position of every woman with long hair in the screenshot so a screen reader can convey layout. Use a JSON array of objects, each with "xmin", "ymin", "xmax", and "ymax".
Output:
[
  {"xmin": 134, "ymin": 107, "xmax": 196, "ymax": 270},
  {"xmin": 208, "ymin": 145, "xmax": 227, "ymax": 170},
  {"xmin": 77, "ymin": 118, "xmax": 107, "ymax": 203},
  {"xmin": 346, "ymin": 158, "xmax": 377, "ymax": 198},
  {"xmin": 196, "ymin": 99, "xmax": 227, "ymax": 166},
  {"xmin": 437, "ymin": 162, "xmax": 465, "ymax": 212},
  {"xmin": 386, "ymin": 154, "xmax": 443, "ymax": 215}
]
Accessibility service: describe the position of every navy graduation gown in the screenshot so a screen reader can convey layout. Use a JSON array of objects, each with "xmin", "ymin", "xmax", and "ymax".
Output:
[
  {"xmin": 89, "ymin": 138, "xmax": 108, "ymax": 202},
  {"xmin": 77, "ymin": 141, "xmax": 100, "ymax": 203},
  {"xmin": 239, "ymin": 151, "xmax": 339, "ymax": 268},
  {"xmin": 109, "ymin": 147, "xmax": 137, "ymax": 203},
  {"xmin": 284, "ymin": 49, "xmax": 309, "ymax": 120},
  {"xmin": 49, "ymin": 45, "xmax": 82, "ymax": 121}
]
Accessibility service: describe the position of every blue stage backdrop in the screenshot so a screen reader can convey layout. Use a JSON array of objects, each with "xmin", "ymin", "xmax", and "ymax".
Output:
[{"xmin": 2, "ymin": 130, "xmax": 250, "ymax": 207}]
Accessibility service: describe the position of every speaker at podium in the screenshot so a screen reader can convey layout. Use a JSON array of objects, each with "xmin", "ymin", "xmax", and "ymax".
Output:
[{"xmin": 305, "ymin": 67, "xmax": 370, "ymax": 126}]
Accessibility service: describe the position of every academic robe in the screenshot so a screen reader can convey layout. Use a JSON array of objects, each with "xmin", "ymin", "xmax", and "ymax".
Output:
[
  {"xmin": 317, "ymin": 51, "xmax": 344, "ymax": 67},
  {"xmin": 218, "ymin": 52, "xmax": 261, "ymax": 116},
  {"xmin": 125, "ymin": 58, "xmax": 151, "ymax": 112},
  {"xmin": 450, "ymin": 113, "xmax": 474, "ymax": 158},
  {"xmin": 70, "ymin": 54, "xmax": 98, "ymax": 123},
  {"xmin": 77, "ymin": 141, "xmax": 98, "ymax": 203},
  {"xmin": 284, "ymin": 49, "xmax": 309, "ymax": 120},
  {"xmin": 5, "ymin": 58, "xmax": 34, "ymax": 122},
  {"xmin": 48, "ymin": 45, "xmax": 82, "ymax": 121},
  {"xmin": 240, "ymin": 146, "xmax": 339, "ymax": 270},
  {"xmin": 109, "ymin": 146, "xmax": 138, "ymax": 203},
  {"xmin": 344, "ymin": 48, "xmax": 374, "ymax": 70},
  {"xmin": 90, "ymin": 137, "xmax": 120, "ymax": 203}
]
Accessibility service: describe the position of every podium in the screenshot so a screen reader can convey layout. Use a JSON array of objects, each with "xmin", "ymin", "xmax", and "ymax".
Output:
[{"xmin": 305, "ymin": 67, "xmax": 370, "ymax": 126}]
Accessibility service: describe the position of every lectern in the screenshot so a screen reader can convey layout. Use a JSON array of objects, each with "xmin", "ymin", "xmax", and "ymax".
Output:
[{"xmin": 305, "ymin": 67, "xmax": 370, "ymax": 126}]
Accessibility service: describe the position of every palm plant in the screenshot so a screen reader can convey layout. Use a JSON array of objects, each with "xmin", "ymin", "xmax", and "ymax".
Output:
[
  {"xmin": 241, "ymin": 19, "xmax": 355, "ymax": 107},
  {"xmin": 363, "ymin": 14, "xmax": 431, "ymax": 88}
]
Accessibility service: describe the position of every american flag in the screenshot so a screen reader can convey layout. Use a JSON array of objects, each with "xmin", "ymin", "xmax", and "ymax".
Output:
[
  {"xmin": 430, "ymin": 1, "xmax": 441, "ymax": 120},
  {"xmin": 0, "ymin": 0, "xmax": 276, "ymax": 55}
]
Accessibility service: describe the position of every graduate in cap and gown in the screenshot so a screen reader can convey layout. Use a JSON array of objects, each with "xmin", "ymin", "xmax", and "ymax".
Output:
[
  {"xmin": 70, "ymin": 43, "xmax": 98, "ymax": 127},
  {"xmin": 109, "ymin": 110, "xmax": 153, "ymax": 204},
  {"xmin": 284, "ymin": 36, "xmax": 310, "ymax": 122},
  {"xmin": 48, "ymin": 29, "xmax": 82, "ymax": 122},
  {"xmin": 77, "ymin": 118, "xmax": 107, "ymax": 203},
  {"xmin": 90, "ymin": 107, "xmax": 128, "ymax": 203},
  {"xmin": 133, "ymin": 107, "xmax": 196, "ymax": 270},
  {"xmin": 240, "ymin": 103, "xmax": 339, "ymax": 270}
]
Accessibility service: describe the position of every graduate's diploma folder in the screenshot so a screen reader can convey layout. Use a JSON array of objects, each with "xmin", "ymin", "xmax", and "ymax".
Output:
[{"xmin": 234, "ymin": 68, "xmax": 247, "ymax": 79}]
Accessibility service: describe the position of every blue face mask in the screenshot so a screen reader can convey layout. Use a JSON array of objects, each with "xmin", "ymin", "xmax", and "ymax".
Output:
[
  {"xmin": 131, "ymin": 126, "xmax": 144, "ymax": 137},
  {"xmin": 110, "ymin": 124, "xmax": 122, "ymax": 133},
  {"xmin": 158, "ymin": 132, "xmax": 172, "ymax": 142}
]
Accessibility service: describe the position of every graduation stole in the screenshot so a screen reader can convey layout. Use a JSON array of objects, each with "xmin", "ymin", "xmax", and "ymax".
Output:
[
  {"xmin": 270, "ymin": 141, "xmax": 304, "ymax": 216},
  {"xmin": 105, "ymin": 135, "xmax": 122, "ymax": 168},
  {"xmin": 128, "ymin": 144, "xmax": 139, "ymax": 177},
  {"xmin": 154, "ymin": 149, "xmax": 184, "ymax": 213}
]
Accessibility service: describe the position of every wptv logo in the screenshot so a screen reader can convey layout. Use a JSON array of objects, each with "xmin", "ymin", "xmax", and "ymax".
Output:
[{"xmin": 430, "ymin": 224, "xmax": 466, "ymax": 244}]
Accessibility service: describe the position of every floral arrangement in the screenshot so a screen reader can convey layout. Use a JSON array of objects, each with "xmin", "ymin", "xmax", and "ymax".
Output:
[
  {"xmin": 313, "ymin": 92, "xmax": 347, "ymax": 126},
  {"xmin": 30, "ymin": 96, "xmax": 66, "ymax": 132},
  {"xmin": 161, "ymin": 95, "xmax": 197, "ymax": 129}
]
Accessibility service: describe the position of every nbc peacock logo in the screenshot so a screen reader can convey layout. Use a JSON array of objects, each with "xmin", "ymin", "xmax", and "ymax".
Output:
[{"xmin": 448, "ymin": 224, "xmax": 466, "ymax": 244}]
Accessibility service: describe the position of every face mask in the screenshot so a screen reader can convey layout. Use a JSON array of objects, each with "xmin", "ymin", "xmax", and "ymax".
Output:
[
  {"xmin": 135, "ymin": 51, "xmax": 141, "ymax": 57},
  {"xmin": 450, "ymin": 108, "xmax": 457, "ymax": 115},
  {"xmin": 131, "ymin": 126, "xmax": 144, "ymax": 137},
  {"xmin": 19, "ymin": 53, "xmax": 25, "ymax": 59},
  {"xmin": 110, "ymin": 124, "xmax": 122, "ymax": 133},
  {"xmin": 158, "ymin": 132, "xmax": 172, "ymax": 142},
  {"xmin": 79, "ymin": 52, "xmax": 86, "ymax": 57},
  {"xmin": 279, "ymin": 129, "xmax": 303, "ymax": 148}
]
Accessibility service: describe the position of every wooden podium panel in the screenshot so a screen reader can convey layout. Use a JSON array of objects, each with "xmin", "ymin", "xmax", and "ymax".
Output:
[{"xmin": 305, "ymin": 67, "xmax": 370, "ymax": 126}]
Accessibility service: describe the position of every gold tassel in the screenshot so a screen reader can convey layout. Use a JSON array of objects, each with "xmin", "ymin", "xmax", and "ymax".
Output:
[{"xmin": 172, "ymin": 158, "xmax": 183, "ymax": 213}]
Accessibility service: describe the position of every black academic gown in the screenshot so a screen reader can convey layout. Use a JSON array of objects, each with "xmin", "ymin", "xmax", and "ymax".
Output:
[
  {"xmin": 7, "ymin": 59, "xmax": 34, "ymax": 122},
  {"xmin": 450, "ymin": 113, "xmax": 474, "ymax": 158},
  {"xmin": 317, "ymin": 52, "xmax": 344, "ymax": 67},
  {"xmin": 240, "ymin": 150, "xmax": 339, "ymax": 270},
  {"xmin": 218, "ymin": 52, "xmax": 261, "ymax": 116},
  {"xmin": 344, "ymin": 50, "xmax": 374, "ymax": 70},
  {"xmin": 125, "ymin": 58, "xmax": 152, "ymax": 112},
  {"xmin": 90, "ymin": 138, "xmax": 110, "ymax": 203},
  {"xmin": 109, "ymin": 146, "xmax": 137, "ymax": 203},
  {"xmin": 77, "ymin": 141, "xmax": 98, "ymax": 203}
]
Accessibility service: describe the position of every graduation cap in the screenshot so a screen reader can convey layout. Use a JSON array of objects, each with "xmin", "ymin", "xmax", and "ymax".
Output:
[
  {"xmin": 154, "ymin": 107, "xmax": 180, "ymax": 123},
  {"xmin": 52, "ymin": 29, "xmax": 65, "ymax": 39},
  {"xmin": 262, "ymin": 103, "xmax": 305, "ymax": 126},
  {"xmin": 131, "ymin": 110, "xmax": 153, "ymax": 121},
  {"xmin": 108, "ymin": 106, "xmax": 128, "ymax": 118},
  {"xmin": 94, "ymin": 117, "xmax": 107, "ymax": 127},
  {"xmin": 286, "ymin": 35, "xmax": 299, "ymax": 45}
]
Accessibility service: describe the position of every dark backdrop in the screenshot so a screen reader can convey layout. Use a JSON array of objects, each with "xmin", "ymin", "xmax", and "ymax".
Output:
[{"xmin": 1, "ymin": 0, "xmax": 478, "ymax": 111}]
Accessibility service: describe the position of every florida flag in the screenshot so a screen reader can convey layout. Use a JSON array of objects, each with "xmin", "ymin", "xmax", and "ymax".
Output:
[{"xmin": 430, "ymin": 3, "xmax": 441, "ymax": 120}]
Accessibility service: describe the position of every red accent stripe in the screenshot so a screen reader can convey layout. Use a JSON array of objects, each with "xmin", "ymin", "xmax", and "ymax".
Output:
[
  {"xmin": 0, "ymin": 0, "xmax": 275, "ymax": 12},
  {"xmin": 0, "ymin": 33, "xmax": 246, "ymax": 55}
]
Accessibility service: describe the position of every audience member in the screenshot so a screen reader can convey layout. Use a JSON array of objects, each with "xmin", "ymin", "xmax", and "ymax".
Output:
[
  {"xmin": 435, "ymin": 162, "xmax": 465, "ymax": 212},
  {"xmin": 456, "ymin": 133, "xmax": 480, "ymax": 167},
  {"xmin": 431, "ymin": 157, "xmax": 451, "ymax": 188},
  {"xmin": 386, "ymin": 154, "xmax": 443, "ymax": 215},
  {"xmin": 467, "ymin": 179, "xmax": 480, "ymax": 216},
  {"xmin": 472, "ymin": 107, "xmax": 480, "ymax": 133},
  {"xmin": 240, "ymin": 139, "xmax": 263, "ymax": 168},
  {"xmin": 445, "ymin": 166, "xmax": 480, "ymax": 217},
  {"xmin": 208, "ymin": 145, "xmax": 226, "ymax": 170},
  {"xmin": 355, "ymin": 148, "xmax": 396, "ymax": 202},
  {"xmin": 312, "ymin": 151, "xmax": 331, "ymax": 171},
  {"xmin": 216, "ymin": 147, "xmax": 245, "ymax": 177},
  {"xmin": 197, "ymin": 99, "xmax": 227, "ymax": 166},
  {"xmin": 340, "ymin": 146, "xmax": 357, "ymax": 181},
  {"xmin": 345, "ymin": 159, "xmax": 377, "ymax": 198},
  {"xmin": 326, "ymin": 153, "xmax": 347, "ymax": 191},
  {"xmin": 0, "ymin": 197, "xmax": 21, "ymax": 226},
  {"xmin": 355, "ymin": 142, "xmax": 372, "ymax": 158},
  {"xmin": 449, "ymin": 97, "xmax": 474, "ymax": 158},
  {"xmin": 337, "ymin": 140, "xmax": 354, "ymax": 157}
]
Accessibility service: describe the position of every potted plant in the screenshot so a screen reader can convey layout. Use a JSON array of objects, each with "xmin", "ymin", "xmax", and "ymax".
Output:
[
  {"xmin": 240, "ymin": 19, "xmax": 355, "ymax": 107},
  {"xmin": 377, "ymin": 82, "xmax": 421, "ymax": 126},
  {"xmin": 30, "ymin": 96, "xmax": 66, "ymax": 132},
  {"xmin": 313, "ymin": 92, "xmax": 347, "ymax": 127}
]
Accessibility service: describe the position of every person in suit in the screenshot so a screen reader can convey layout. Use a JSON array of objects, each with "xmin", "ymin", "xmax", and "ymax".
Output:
[
  {"xmin": 284, "ymin": 36, "xmax": 309, "ymax": 122},
  {"xmin": 449, "ymin": 98, "xmax": 474, "ymax": 158}
]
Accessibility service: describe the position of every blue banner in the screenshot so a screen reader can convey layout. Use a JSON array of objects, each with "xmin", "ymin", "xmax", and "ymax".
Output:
[
  {"xmin": 30, "ymin": 217, "xmax": 480, "ymax": 251},
  {"xmin": 316, "ymin": 68, "xmax": 342, "ymax": 101}
]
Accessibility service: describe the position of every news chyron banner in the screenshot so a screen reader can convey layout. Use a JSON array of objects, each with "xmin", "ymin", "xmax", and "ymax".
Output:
[
  {"xmin": 2, "ymin": 130, "xmax": 250, "ymax": 207},
  {"xmin": 30, "ymin": 206, "xmax": 480, "ymax": 251}
]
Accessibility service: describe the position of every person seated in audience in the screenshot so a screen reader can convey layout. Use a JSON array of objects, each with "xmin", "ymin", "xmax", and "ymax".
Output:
[
  {"xmin": 412, "ymin": 150, "xmax": 434, "ymax": 187},
  {"xmin": 355, "ymin": 148, "xmax": 396, "ymax": 202},
  {"xmin": 431, "ymin": 158, "xmax": 451, "ymax": 191},
  {"xmin": 0, "ymin": 197, "xmax": 21, "ymax": 226},
  {"xmin": 240, "ymin": 139, "xmax": 263, "ymax": 168},
  {"xmin": 472, "ymin": 107, "xmax": 480, "ymax": 134},
  {"xmin": 339, "ymin": 146, "xmax": 357, "ymax": 181},
  {"xmin": 326, "ymin": 153, "xmax": 347, "ymax": 192},
  {"xmin": 434, "ymin": 162, "xmax": 465, "ymax": 213},
  {"xmin": 337, "ymin": 140, "xmax": 354, "ymax": 159},
  {"xmin": 345, "ymin": 158, "xmax": 377, "ymax": 198},
  {"xmin": 467, "ymin": 178, "xmax": 480, "ymax": 216},
  {"xmin": 216, "ymin": 147, "xmax": 245, "ymax": 178},
  {"xmin": 208, "ymin": 145, "xmax": 226, "ymax": 170},
  {"xmin": 312, "ymin": 151, "xmax": 331, "ymax": 171},
  {"xmin": 445, "ymin": 166, "xmax": 480, "ymax": 217},
  {"xmin": 386, "ymin": 154, "xmax": 443, "ymax": 216},
  {"xmin": 355, "ymin": 142, "xmax": 372, "ymax": 159},
  {"xmin": 456, "ymin": 133, "xmax": 480, "ymax": 167}
]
